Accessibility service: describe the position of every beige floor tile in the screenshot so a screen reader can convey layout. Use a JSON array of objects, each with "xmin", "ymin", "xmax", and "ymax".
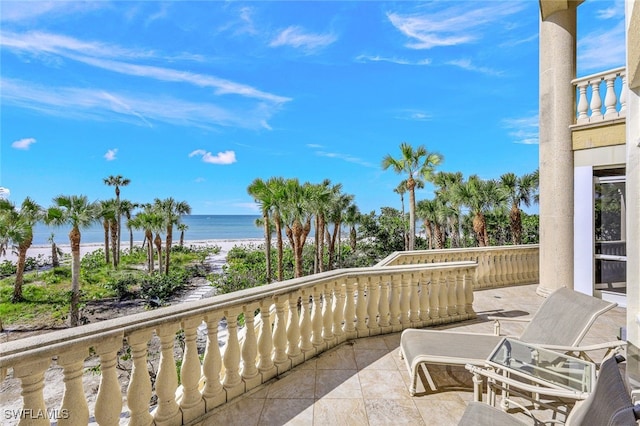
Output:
[
  {"xmin": 202, "ymin": 395, "xmax": 265, "ymax": 426},
  {"xmin": 258, "ymin": 398, "xmax": 314, "ymax": 426},
  {"xmin": 316, "ymin": 345, "xmax": 357, "ymax": 370},
  {"xmin": 352, "ymin": 336, "xmax": 389, "ymax": 350},
  {"xmin": 364, "ymin": 398, "xmax": 424, "ymax": 426},
  {"xmin": 266, "ymin": 369, "xmax": 316, "ymax": 399},
  {"xmin": 354, "ymin": 349, "xmax": 398, "ymax": 371},
  {"xmin": 359, "ymin": 370, "xmax": 411, "ymax": 400},
  {"xmin": 315, "ymin": 369, "xmax": 361, "ymax": 399},
  {"xmin": 313, "ymin": 398, "xmax": 368, "ymax": 425},
  {"xmin": 413, "ymin": 399, "xmax": 467, "ymax": 426}
]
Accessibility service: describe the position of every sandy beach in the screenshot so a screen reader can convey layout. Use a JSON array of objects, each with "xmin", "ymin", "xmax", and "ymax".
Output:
[{"xmin": 0, "ymin": 238, "xmax": 265, "ymax": 264}]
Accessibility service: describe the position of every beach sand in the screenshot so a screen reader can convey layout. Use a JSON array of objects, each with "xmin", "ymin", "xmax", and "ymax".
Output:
[{"xmin": 0, "ymin": 238, "xmax": 265, "ymax": 264}]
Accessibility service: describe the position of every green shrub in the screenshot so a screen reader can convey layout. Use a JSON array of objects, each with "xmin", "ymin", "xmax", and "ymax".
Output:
[
  {"xmin": 139, "ymin": 270, "xmax": 189, "ymax": 305},
  {"xmin": 104, "ymin": 274, "xmax": 138, "ymax": 300},
  {"xmin": 0, "ymin": 260, "xmax": 16, "ymax": 278}
]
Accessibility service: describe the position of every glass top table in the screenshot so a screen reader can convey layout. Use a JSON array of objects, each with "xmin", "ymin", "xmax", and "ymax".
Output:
[{"xmin": 486, "ymin": 338, "xmax": 596, "ymax": 394}]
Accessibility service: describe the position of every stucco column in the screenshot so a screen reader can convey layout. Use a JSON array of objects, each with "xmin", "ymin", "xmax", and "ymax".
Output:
[{"xmin": 537, "ymin": 6, "xmax": 577, "ymax": 296}]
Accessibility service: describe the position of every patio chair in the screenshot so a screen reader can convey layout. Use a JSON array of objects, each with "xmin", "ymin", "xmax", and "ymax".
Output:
[
  {"xmin": 457, "ymin": 354, "xmax": 640, "ymax": 425},
  {"xmin": 400, "ymin": 287, "xmax": 623, "ymax": 396}
]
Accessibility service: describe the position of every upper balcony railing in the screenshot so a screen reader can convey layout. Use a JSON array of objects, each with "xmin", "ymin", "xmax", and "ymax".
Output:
[
  {"xmin": 573, "ymin": 67, "xmax": 627, "ymax": 125},
  {"xmin": 0, "ymin": 244, "xmax": 539, "ymax": 426}
]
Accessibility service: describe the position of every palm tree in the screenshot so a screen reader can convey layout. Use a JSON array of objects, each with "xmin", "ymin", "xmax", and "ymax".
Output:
[
  {"xmin": 343, "ymin": 203, "xmax": 361, "ymax": 252},
  {"xmin": 177, "ymin": 223, "xmax": 188, "ymax": 247},
  {"xmin": 309, "ymin": 180, "xmax": 333, "ymax": 273},
  {"xmin": 103, "ymin": 175, "xmax": 130, "ymax": 263},
  {"xmin": 433, "ymin": 171, "xmax": 464, "ymax": 248},
  {"xmin": 417, "ymin": 199, "xmax": 437, "ymax": 249},
  {"xmin": 281, "ymin": 178, "xmax": 313, "ymax": 278},
  {"xmin": 99, "ymin": 199, "xmax": 117, "ymax": 266},
  {"xmin": 247, "ymin": 178, "xmax": 275, "ymax": 282},
  {"xmin": 47, "ymin": 195, "xmax": 99, "ymax": 326},
  {"xmin": 325, "ymin": 191, "xmax": 353, "ymax": 270},
  {"xmin": 394, "ymin": 182, "xmax": 409, "ymax": 250},
  {"xmin": 456, "ymin": 176, "xmax": 507, "ymax": 247},
  {"xmin": 0, "ymin": 198, "xmax": 44, "ymax": 302},
  {"xmin": 119, "ymin": 200, "xmax": 137, "ymax": 251},
  {"xmin": 48, "ymin": 233, "xmax": 61, "ymax": 267},
  {"xmin": 500, "ymin": 172, "xmax": 537, "ymax": 245},
  {"xmin": 382, "ymin": 142, "xmax": 443, "ymax": 250},
  {"xmin": 267, "ymin": 177, "xmax": 287, "ymax": 281},
  {"xmin": 155, "ymin": 198, "xmax": 191, "ymax": 275}
]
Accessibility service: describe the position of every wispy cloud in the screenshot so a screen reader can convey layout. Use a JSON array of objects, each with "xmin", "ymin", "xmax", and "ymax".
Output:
[
  {"xmin": 446, "ymin": 59, "xmax": 503, "ymax": 76},
  {"xmin": 499, "ymin": 33, "xmax": 537, "ymax": 48},
  {"xmin": 0, "ymin": 1, "xmax": 103, "ymax": 23},
  {"xmin": 503, "ymin": 115, "xmax": 539, "ymax": 145},
  {"xmin": 189, "ymin": 149, "xmax": 237, "ymax": 165},
  {"xmin": 1, "ymin": 31, "xmax": 291, "ymax": 104},
  {"xmin": 11, "ymin": 137, "xmax": 36, "ymax": 150},
  {"xmin": 387, "ymin": 2, "xmax": 526, "ymax": 50},
  {"xmin": 395, "ymin": 110, "xmax": 432, "ymax": 122},
  {"xmin": 1, "ymin": 78, "xmax": 279, "ymax": 130},
  {"xmin": 310, "ymin": 148, "xmax": 375, "ymax": 168},
  {"xmin": 270, "ymin": 26, "xmax": 337, "ymax": 54},
  {"xmin": 595, "ymin": 0, "xmax": 625, "ymax": 19},
  {"xmin": 355, "ymin": 54, "xmax": 431, "ymax": 66},
  {"xmin": 578, "ymin": 21, "xmax": 625, "ymax": 72},
  {"xmin": 104, "ymin": 148, "xmax": 118, "ymax": 161}
]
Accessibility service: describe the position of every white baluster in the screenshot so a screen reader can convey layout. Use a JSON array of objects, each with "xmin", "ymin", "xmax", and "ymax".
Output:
[
  {"xmin": 367, "ymin": 277, "xmax": 380, "ymax": 334},
  {"xmin": 223, "ymin": 310, "xmax": 244, "ymax": 399},
  {"xmin": 447, "ymin": 271, "xmax": 457, "ymax": 316},
  {"xmin": 93, "ymin": 335, "xmax": 124, "ymax": 426},
  {"xmin": 399, "ymin": 274, "xmax": 410, "ymax": 327},
  {"xmin": 589, "ymin": 79, "xmax": 603, "ymax": 119},
  {"xmin": 332, "ymin": 281, "xmax": 346, "ymax": 342},
  {"xmin": 299, "ymin": 291, "xmax": 314, "ymax": 356},
  {"xmin": 322, "ymin": 284, "xmax": 335, "ymax": 343},
  {"xmin": 465, "ymin": 269, "xmax": 476, "ymax": 316},
  {"xmin": 576, "ymin": 82, "xmax": 589, "ymax": 123},
  {"xmin": 14, "ymin": 358, "xmax": 51, "ymax": 426},
  {"xmin": 258, "ymin": 300, "xmax": 276, "ymax": 381},
  {"xmin": 456, "ymin": 274, "xmax": 466, "ymax": 319},
  {"xmin": 311, "ymin": 287, "xmax": 325, "ymax": 348},
  {"xmin": 286, "ymin": 293, "xmax": 302, "ymax": 360},
  {"xmin": 126, "ymin": 329, "xmax": 154, "ymax": 426},
  {"xmin": 180, "ymin": 317, "xmax": 205, "ymax": 423},
  {"xmin": 419, "ymin": 273, "xmax": 431, "ymax": 321},
  {"xmin": 202, "ymin": 314, "xmax": 225, "ymax": 409},
  {"xmin": 604, "ymin": 74, "xmax": 618, "ymax": 118},
  {"xmin": 378, "ymin": 279, "xmax": 390, "ymax": 328},
  {"xmin": 57, "ymin": 347, "xmax": 90, "ymax": 426},
  {"xmin": 430, "ymin": 272, "xmax": 441, "ymax": 321},
  {"xmin": 242, "ymin": 306, "xmax": 261, "ymax": 390},
  {"xmin": 343, "ymin": 278, "xmax": 357, "ymax": 337},
  {"xmin": 153, "ymin": 324, "xmax": 181, "ymax": 425},
  {"xmin": 355, "ymin": 279, "xmax": 368, "ymax": 336},
  {"xmin": 273, "ymin": 297, "xmax": 290, "ymax": 372},
  {"xmin": 409, "ymin": 274, "xmax": 420, "ymax": 323},
  {"xmin": 389, "ymin": 275, "xmax": 401, "ymax": 330},
  {"xmin": 620, "ymin": 73, "xmax": 627, "ymax": 115}
]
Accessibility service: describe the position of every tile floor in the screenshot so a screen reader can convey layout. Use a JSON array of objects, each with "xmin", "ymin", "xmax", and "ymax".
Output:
[{"xmin": 198, "ymin": 284, "xmax": 627, "ymax": 426}]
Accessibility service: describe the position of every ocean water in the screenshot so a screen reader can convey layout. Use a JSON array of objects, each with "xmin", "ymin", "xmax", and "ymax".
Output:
[{"xmin": 31, "ymin": 215, "xmax": 263, "ymax": 246}]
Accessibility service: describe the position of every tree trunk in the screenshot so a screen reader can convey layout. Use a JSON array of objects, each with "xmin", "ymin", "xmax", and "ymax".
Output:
[
  {"xmin": 110, "ymin": 219, "xmax": 118, "ymax": 268},
  {"xmin": 146, "ymin": 230, "xmax": 154, "ymax": 273},
  {"xmin": 510, "ymin": 205, "xmax": 522, "ymax": 245},
  {"xmin": 350, "ymin": 226, "xmax": 357, "ymax": 251},
  {"xmin": 155, "ymin": 233, "xmax": 163, "ymax": 274},
  {"xmin": 164, "ymin": 226, "xmax": 172, "ymax": 275},
  {"xmin": 129, "ymin": 226, "xmax": 134, "ymax": 251},
  {"xmin": 69, "ymin": 227, "xmax": 81, "ymax": 327},
  {"xmin": 103, "ymin": 219, "xmax": 110, "ymax": 264},
  {"xmin": 51, "ymin": 241, "xmax": 59, "ymax": 268},
  {"xmin": 275, "ymin": 212, "xmax": 284, "ymax": 281},
  {"xmin": 12, "ymin": 238, "xmax": 31, "ymax": 302},
  {"xmin": 263, "ymin": 213, "xmax": 272, "ymax": 283},
  {"xmin": 179, "ymin": 231, "xmax": 185, "ymax": 247},
  {"xmin": 473, "ymin": 213, "xmax": 487, "ymax": 247},
  {"xmin": 407, "ymin": 180, "xmax": 416, "ymax": 251}
]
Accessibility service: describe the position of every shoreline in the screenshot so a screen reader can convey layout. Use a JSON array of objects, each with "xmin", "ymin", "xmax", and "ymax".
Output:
[{"xmin": 0, "ymin": 238, "xmax": 265, "ymax": 264}]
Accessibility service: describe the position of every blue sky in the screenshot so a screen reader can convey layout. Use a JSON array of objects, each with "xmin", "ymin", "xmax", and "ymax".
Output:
[{"xmin": 0, "ymin": 0, "xmax": 626, "ymax": 215}]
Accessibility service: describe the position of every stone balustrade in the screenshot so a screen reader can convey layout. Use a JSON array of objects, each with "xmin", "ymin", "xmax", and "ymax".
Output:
[
  {"xmin": 573, "ymin": 67, "xmax": 627, "ymax": 124},
  {"xmin": 0, "ymin": 261, "xmax": 476, "ymax": 426},
  {"xmin": 376, "ymin": 244, "xmax": 539, "ymax": 289}
]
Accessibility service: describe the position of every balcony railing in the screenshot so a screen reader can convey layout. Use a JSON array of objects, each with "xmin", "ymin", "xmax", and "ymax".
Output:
[
  {"xmin": 0, "ymin": 259, "xmax": 480, "ymax": 426},
  {"xmin": 376, "ymin": 244, "xmax": 539, "ymax": 289},
  {"xmin": 573, "ymin": 67, "xmax": 627, "ymax": 125}
]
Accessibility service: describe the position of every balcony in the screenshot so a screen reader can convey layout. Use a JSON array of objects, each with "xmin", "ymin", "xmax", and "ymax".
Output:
[
  {"xmin": 573, "ymin": 67, "xmax": 627, "ymax": 126},
  {"xmin": 1, "ymin": 245, "xmax": 624, "ymax": 425}
]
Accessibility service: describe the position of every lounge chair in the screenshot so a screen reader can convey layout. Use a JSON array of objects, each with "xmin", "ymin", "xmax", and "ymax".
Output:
[
  {"xmin": 457, "ymin": 354, "xmax": 640, "ymax": 425},
  {"xmin": 400, "ymin": 287, "xmax": 622, "ymax": 396}
]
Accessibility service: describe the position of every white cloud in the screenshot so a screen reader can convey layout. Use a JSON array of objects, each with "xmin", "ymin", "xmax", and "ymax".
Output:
[
  {"xmin": 1, "ymin": 78, "xmax": 281, "ymax": 130},
  {"xmin": 0, "ymin": 1, "xmax": 103, "ymax": 23},
  {"xmin": 311, "ymin": 149, "xmax": 376, "ymax": 168},
  {"xmin": 387, "ymin": 2, "xmax": 526, "ymax": 50},
  {"xmin": 395, "ymin": 110, "xmax": 432, "ymax": 121},
  {"xmin": 104, "ymin": 148, "xmax": 118, "ymax": 161},
  {"xmin": 0, "ymin": 31, "xmax": 291, "ymax": 104},
  {"xmin": 503, "ymin": 115, "xmax": 539, "ymax": 145},
  {"xmin": 11, "ymin": 137, "xmax": 36, "ymax": 150},
  {"xmin": 446, "ymin": 59, "xmax": 503, "ymax": 76},
  {"xmin": 270, "ymin": 26, "xmax": 337, "ymax": 53},
  {"xmin": 189, "ymin": 149, "xmax": 237, "ymax": 165},
  {"xmin": 0, "ymin": 187, "xmax": 9, "ymax": 199},
  {"xmin": 195, "ymin": 177, "xmax": 206, "ymax": 183},
  {"xmin": 355, "ymin": 54, "xmax": 431, "ymax": 66},
  {"xmin": 595, "ymin": 0, "xmax": 625, "ymax": 19},
  {"xmin": 578, "ymin": 21, "xmax": 625, "ymax": 72}
]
